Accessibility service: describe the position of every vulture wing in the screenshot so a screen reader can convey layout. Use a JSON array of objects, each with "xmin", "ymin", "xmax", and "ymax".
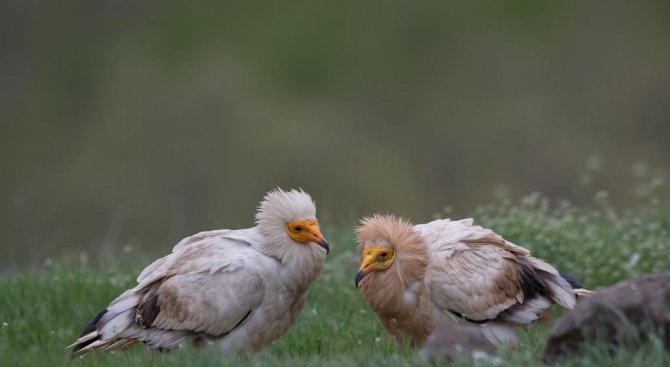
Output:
[
  {"xmin": 415, "ymin": 219, "xmax": 575, "ymax": 325},
  {"xmin": 71, "ymin": 228, "xmax": 272, "ymax": 355}
]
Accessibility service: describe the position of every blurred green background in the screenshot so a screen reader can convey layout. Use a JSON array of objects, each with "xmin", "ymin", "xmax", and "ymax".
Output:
[{"xmin": 1, "ymin": 1, "xmax": 669, "ymax": 269}]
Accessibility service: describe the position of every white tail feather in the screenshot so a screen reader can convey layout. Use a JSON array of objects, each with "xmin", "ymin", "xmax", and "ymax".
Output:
[
  {"xmin": 546, "ymin": 280, "xmax": 577, "ymax": 309},
  {"xmin": 70, "ymin": 290, "xmax": 143, "ymax": 356},
  {"xmin": 574, "ymin": 288, "xmax": 595, "ymax": 298},
  {"xmin": 67, "ymin": 331, "xmax": 99, "ymax": 350}
]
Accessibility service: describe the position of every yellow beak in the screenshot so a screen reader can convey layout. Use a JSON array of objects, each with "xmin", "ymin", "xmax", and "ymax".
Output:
[
  {"xmin": 354, "ymin": 252, "xmax": 377, "ymax": 288},
  {"xmin": 309, "ymin": 225, "xmax": 329, "ymax": 254},
  {"xmin": 288, "ymin": 220, "xmax": 329, "ymax": 254}
]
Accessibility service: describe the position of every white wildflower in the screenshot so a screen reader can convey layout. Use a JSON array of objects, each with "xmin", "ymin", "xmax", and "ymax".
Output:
[
  {"xmin": 594, "ymin": 190, "xmax": 609, "ymax": 203},
  {"xmin": 628, "ymin": 253, "xmax": 640, "ymax": 268},
  {"xmin": 650, "ymin": 177, "xmax": 664, "ymax": 188}
]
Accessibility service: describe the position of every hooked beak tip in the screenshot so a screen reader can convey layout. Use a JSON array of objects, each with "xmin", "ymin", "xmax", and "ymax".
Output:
[
  {"xmin": 318, "ymin": 239, "xmax": 330, "ymax": 255},
  {"xmin": 355, "ymin": 269, "xmax": 366, "ymax": 288}
]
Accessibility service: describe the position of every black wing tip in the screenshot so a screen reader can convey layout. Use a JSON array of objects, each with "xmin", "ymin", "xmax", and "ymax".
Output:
[
  {"xmin": 79, "ymin": 309, "xmax": 108, "ymax": 337},
  {"xmin": 520, "ymin": 265, "xmax": 584, "ymax": 300},
  {"xmin": 71, "ymin": 336, "xmax": 100, "ymax": 357},
  {"xmin": 519, "ymin": 262, "xmax": 548, "ymax": 299},
  {"xmin": 71, "ymin": 308, "xmax": 107, "ymax": 357},
  {"xmin": 558, "ymin": 271, "xmax": 583, "ymax": 289}
]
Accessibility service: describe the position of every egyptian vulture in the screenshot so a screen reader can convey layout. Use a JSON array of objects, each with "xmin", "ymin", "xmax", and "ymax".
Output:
[
  {"xmin": 70, "ymin": 189, "xmax": 329, "ymax": 356},
  {"xmin": 354, "ymin": 214, "xmax": 591, "ymax": 347}
]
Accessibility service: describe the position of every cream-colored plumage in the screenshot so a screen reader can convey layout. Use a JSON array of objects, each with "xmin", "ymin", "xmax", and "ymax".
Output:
[
  {"xmin": 70, "ymin": 189, "xmax": 329, "ymax": 356},
  {"xmin": 355, "ymin": 215, "xmax": 590, "ymax": 347}
]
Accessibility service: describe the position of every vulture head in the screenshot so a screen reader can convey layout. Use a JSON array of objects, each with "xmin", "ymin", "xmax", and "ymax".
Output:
[
  {"xmin": 255, "ymin": 188, "xmax": 330, "ymax": 260},
  {"xmin": 354, "ymin": 214, "xmax": 428, "ymax": 293}
]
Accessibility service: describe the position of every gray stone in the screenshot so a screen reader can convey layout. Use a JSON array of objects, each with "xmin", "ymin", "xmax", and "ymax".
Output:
[{"xmin": 542, "ymin": 272, "xmax": 670, "ymax": 364}]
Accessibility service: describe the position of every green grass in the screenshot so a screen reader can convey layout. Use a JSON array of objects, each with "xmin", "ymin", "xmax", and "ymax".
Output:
[{"xmin": 1, "ymin": 194, "xmax": 669, "ymax": 366}]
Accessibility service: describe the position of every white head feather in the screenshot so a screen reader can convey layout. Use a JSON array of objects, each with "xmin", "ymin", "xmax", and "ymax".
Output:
[
  {"xmin": 255, "ymin": 188, "xmax": 317, "ymax": 229},
  {"xmin": 254, "ymin": 188, "xmax": 324, "ymax": 267}
]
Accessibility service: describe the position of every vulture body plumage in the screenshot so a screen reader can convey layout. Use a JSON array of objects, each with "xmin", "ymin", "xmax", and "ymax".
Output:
[
  {"xmin": 355, "ymin": 215, "xmax": 591, "ymax": 347},
  {"xmin": 70, "ymin": 189, "xmax": 329, "ymax": 356}
]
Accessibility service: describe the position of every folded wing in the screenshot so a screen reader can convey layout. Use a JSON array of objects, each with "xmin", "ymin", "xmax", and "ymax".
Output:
[
  {"xmin": 416, "ymin": 219, "xmax": 575, "ymax": 326},
  {"xmin": 71, "ymin": 229, "xmax": 270, "ymax": 355}
]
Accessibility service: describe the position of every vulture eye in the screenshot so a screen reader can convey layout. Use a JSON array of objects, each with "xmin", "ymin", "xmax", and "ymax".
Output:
[
  {"xmin": 294, "ymin": 226, "xmax": 302, "ymax": 232},
  {"xmin": 380, "ymin": 252, "xmax": 388, "ymax": 258}
]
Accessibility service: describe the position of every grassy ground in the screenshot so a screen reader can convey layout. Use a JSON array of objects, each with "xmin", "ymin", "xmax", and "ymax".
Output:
[{"xmin": 1, "ymin": 194, "xmax": 669, "ymax": 366}]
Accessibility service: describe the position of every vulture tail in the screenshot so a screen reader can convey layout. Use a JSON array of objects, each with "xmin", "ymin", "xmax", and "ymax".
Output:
[
  {"xmin": 70, "ymin": 309, "xmax": 108, "ymax": 356},
  {"xmin": 68, "ymin": 291, "xmax": 142, "ymax": 357},
  {"xmin": 519, "ymin": 258, "xmax": 576, "ymax": 310},
  {"xmin": 559, "ymin": 271, "xmax": 594, "ymax": 299}
]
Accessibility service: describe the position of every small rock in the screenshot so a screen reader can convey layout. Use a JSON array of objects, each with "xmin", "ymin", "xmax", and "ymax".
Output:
[
  {"xmin": 542, "ymin": 271, "xmax": 670, "ymax": 364},
  {"xmin": 420, "ymin": 322, "xmax": 500, "ymax": 363}
]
